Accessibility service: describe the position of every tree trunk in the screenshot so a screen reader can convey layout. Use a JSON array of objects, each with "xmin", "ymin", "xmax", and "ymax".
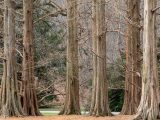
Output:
[
  {"xmin": 121, "ymin": 0, "xmax": 141, "ymax": 115},
  {"xmin": 22, "ymin": 0, "xmax": 41, "ymax": 116},
  {"xmin": 90, "ymin": 0, "xmax": 111, "ymax": 116},
  {"xmin": 134, "ymin": 0, "xmax": 159, "ymax": 119},
  {"xmin": 0, "ymin": 0, "xmax": 24, "ymax": 117},
  {"xmin": 0, "ymin": 0, "xmax": 3, "ymax": 39},
  {"xmin": 59, "ymin": 0, "xmax": 80, "ymax": 115}
]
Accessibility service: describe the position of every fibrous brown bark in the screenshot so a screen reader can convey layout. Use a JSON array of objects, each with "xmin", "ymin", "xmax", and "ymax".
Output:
[
  {"xmin": 22, "ymin": 0, "xmax": 41, "ymax": 116},
  {"xmin": 59, "ymin": 0, "xmax": 80, "ymax": 115},
  {"xmin": 0, "ymin": 0, "xmax": 24, "ymax": 117},
  {"xmin": 121, "ymin": 0, "xmax": 141, "ymax": 115},
  {"xmin": 90, "ymin": 0, "xmax": 111, "ymax": 116},
  {"xmin": 134, "ymin": 0, "xmax": 159, "ymax": 119},
  {"xmin": 0, "ymin": 0, "xmax": 3, "ymax": 39}
]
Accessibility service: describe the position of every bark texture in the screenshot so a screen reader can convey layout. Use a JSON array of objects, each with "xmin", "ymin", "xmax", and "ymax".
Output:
[
  {"xmin": 90, "ymin": 0, "xmax": 111, "ymax": 116},
  {"xmin": 134, "ymin": 0, "xmax": 159, "ymax": 119},
  {"xmin": 121, "ymin": 0, "xmax": 141, "ymax": 115},
  {"xmin": 22, "ymin": 0, "xmax": 41, "ymax": 116},
  {"xmin": 0, "ymin": 0, "xmax": 3, "ymax": 39},
  {"xmin": 59, "ymin": 0, "xmax": 80, "ymax": 115},
  {"xmin": 0, "ymin": 0, "xmax": 24, "ymax": 117}
]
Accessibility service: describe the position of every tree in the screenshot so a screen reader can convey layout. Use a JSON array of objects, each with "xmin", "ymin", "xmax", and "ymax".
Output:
[
  {"xmin": 121, "ymin": 0, "xmax": 141, "ymax": 115},
  {"xmin": 0, "ymin": 0, "xmax": 24, "ymax": 117},
  {"xmin": 0, "ymin": 0, "xmax": 3, "ymax": 40},
  {"xmin": 134, "ymin": 0, "xmax": 159, "ymax": 119},
  {"xmin": 59, "ymin": 0, "xmax": 80, "ymax": 115},
  {"xmin": 22, "ymin": 0, "xmax": 41, "ymax": 116},
  {"xmin": 90, "ymin": 0, "xmax": 111, "ymax": 116}
]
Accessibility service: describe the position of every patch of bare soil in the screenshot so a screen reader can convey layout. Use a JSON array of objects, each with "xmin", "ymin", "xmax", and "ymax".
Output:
[{"xmin": 0, "ymin": 115, "xmax": 133, "ymax": 120}]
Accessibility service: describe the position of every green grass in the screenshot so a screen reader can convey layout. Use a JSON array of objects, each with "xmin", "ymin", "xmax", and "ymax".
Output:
[
  {"xmin": 41, "ymin": 112, "xmax": 57, "ymax": 116},
  {"xmin": 39, "ymin": 108, "xmax": 90, "ymax": 116},
  {"xmin": 40, "ymin": 108, "xmax": 59, "ymax": 116}
]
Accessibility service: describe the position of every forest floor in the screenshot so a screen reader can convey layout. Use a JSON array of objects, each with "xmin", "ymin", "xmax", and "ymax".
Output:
[{"xmin": 0, "ymin": 115, "xmax": 133, "ymax": 120}]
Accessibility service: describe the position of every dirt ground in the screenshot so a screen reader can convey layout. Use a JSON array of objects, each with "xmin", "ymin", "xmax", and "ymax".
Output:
[{"xmin": 0, "ymin": 115, "xmax": 133, "ymax": 120}]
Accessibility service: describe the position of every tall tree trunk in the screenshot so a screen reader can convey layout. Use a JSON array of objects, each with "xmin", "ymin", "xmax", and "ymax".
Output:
[
  {"xmin": 134, "ymin": 0, "xmax": 159, "ymax": 119},
  {"xmin": 121, "ymin": 0, "xmax": 141, "ymax": 115},
  {"xmin": 0, "ymin": 0, "xmax": 3, "ymax": 40},
  {"xmin": 0, "ymin": 0, "xmax": 24, "ymax": 117},
  {"xmin": 22, "ymin": 0, "xmax": 41, "ymax": 116},
  {"xmin": 59, "ymin": 0, "xmax": 80, "ymax": 115},
  {"xmin": 90, "ymin": 0, "xmax": 111, "ymax": 116}
]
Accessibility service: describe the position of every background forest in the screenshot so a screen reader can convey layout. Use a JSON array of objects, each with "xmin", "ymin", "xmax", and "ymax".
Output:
[{"xmin": 0, "ymin": 0, "xmax": 160, "ymax": 120}]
